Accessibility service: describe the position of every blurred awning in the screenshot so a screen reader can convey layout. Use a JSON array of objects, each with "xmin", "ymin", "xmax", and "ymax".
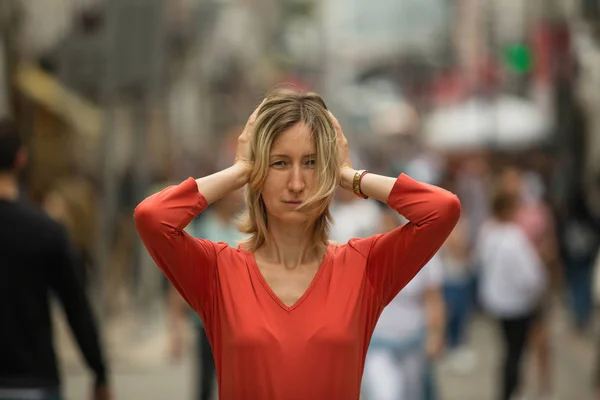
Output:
[
  {"xmin": 422, "ymin": 95, "xmax": 551, "ymax": 151},
  {"xmin": 13, "ymin": 63, "xmax": 102, "ymax": 139},
  {"xmin": 334, "ymin": 77, "xmax": 420, "ymax": 136}
]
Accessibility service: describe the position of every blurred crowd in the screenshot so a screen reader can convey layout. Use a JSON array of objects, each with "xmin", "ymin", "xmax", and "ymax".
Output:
[{"xmin": 2, "ymin": 0, "xmax": 600, "ymax": 399}]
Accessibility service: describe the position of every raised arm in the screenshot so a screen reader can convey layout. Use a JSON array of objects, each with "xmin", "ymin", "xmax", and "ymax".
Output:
[
  {"xmin": 330, "ymin": 112, "xmax": 460, "ymax": 307},
  {"xmin": 135, "ymin": 103, "xmax": 261, "ymax": 316},
  {"xmin": 349, "ymin": 171, "xmax": 460, "ymax": 306},
  {"xmin": 134, "ymin": 177, "xmax": 219, "ymax": 317},
  {"xmin": 135, "ymin": 167, "xmax": 249, "ymax": 308}
]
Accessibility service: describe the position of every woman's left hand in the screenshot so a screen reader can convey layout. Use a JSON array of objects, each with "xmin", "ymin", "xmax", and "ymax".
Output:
[{"xmin": 328, "ymin": 111, "xmax": 352, "ymax": 171}]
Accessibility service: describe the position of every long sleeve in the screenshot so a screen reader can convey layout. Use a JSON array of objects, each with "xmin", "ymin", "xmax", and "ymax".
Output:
[
  {"xmin": 49, "ymin": 225, "xmax": 108, "ymax": 386},
  {"xmin": 133, "ymin": 178, "xmax": 220, "ymax": 319},
  {"xmin": 361, "ymin": 174, "xmax": 461, "ymax": 308}
]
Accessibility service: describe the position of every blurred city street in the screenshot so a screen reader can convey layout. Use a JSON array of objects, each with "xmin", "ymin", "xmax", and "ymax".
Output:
[
  {"xmin": 56, "ymin": 304, "xmax": 196, "ymax": 400},
  {"xmin": 56, "ymin": 303, "xmax": 597, "ymax": 400},
  {"xmin": 3, "ymin": 1, "xmax": 600, "ymax": 399}
]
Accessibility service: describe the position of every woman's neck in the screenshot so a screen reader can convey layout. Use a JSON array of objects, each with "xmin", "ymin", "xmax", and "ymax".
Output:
[{"xmin": 257, "ymin": 219, "xmax": 324, "ymax": 270}]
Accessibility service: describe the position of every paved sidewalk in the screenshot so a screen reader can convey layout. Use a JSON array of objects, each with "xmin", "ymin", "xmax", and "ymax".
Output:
[{"xmin": 438, "ymin": 306, "xmax": 596, "ymax": 400}]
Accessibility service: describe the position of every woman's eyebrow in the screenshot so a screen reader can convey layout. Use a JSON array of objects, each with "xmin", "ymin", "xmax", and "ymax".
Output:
[{"xmin": 269, "ymin": 153, "xmax": 316, "ymax": 158}]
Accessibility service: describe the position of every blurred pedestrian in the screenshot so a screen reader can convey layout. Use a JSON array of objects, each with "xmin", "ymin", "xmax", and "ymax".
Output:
[
  {"xmin": 498, "ymin": 167, "xmax": 559, "ymax": 398},
  {"xmin": 0, "ymin": 118, "xmax": 111, "ymax": 400},
  {"xmin": 438, "ymin": 172, "xmax": 477, "ymax": 374},
  {"xmin": 558, "ymin": 188, "xmax": 599, "ymax": 333},
  {"xmin": 477, "ymin": 190, "xmax": 547, "ymax": 400}
]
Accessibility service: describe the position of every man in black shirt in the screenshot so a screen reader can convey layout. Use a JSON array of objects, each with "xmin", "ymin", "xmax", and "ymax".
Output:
[{"xmin": 0, "ymin": 118, "xmax": 112, "ymax": 400}]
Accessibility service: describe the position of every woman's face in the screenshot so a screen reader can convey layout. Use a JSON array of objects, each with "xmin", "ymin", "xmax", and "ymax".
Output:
[{"xmin": 261, "ymin": 122, "xmax": 317, "ymax": 225}]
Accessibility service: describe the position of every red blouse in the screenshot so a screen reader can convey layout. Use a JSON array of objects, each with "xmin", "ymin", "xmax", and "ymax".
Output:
[{"xmin": 134, "ymin": 174, "xmax": 460, "ymax": 399}]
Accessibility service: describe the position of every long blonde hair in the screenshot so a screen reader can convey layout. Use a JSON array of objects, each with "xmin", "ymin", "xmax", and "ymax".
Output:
[{"xmin": 238, "ymin": 89, "xmax": 340, "ymax": 251}]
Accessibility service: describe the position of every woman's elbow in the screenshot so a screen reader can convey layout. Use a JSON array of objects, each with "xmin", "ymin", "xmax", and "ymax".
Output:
[
  {"xmin": 440, "ymin": 193, "xmax": 461, "ymax": 225},
  {"xmin": 133, "ymin": 199, "xmax": 159, "ymax": 233}
]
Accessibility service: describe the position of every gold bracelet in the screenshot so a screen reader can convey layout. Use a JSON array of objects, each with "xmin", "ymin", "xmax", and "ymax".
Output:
[{"xmin": 352, "ymin": 170, "xmax": 369, "ymax": 199}]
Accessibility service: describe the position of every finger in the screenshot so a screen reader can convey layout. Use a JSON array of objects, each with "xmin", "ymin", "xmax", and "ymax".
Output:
[
  {"xmin": 242, "ymin": 101, "xmax": 265, "ymax": 138},
  {"xmin": 327, "ymin": 110, "xmax": 337, "ymax": 123},
  {"xmin": 250, "ymin": 98, "xmax": 267, "ymax": 120},
  {"xmin": 327, "ymin": 111, "xmax": 342, "ymax": 133}
]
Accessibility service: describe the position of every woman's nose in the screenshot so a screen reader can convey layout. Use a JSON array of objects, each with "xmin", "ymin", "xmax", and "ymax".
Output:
[{"xmin": 288, "ymin": 165, "xmax": 305, "ymax": 193}]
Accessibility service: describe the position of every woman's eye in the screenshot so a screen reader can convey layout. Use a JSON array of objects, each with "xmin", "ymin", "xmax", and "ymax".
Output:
[
  {"xmin": 271, "ymin": 161, "xmax": 286, "ymax": 167},
  {"xmin": 305, "ymin": 159, "xmax": 316, "ymax": 166}
]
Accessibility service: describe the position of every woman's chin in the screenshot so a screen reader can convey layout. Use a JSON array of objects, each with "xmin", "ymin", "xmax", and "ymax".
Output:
[
  {"xmin": 271, "ymin": 210, "xmax": 312, "ymax": 226},
  {"xmin": 283, "ymin": 213, "xmax": 311, "ymax": 225}
]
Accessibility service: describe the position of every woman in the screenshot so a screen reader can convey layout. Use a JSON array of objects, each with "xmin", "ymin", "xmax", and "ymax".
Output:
[
  {"xmin": 134, "ymin": 89, "xmax": 460, "ymax": 399},
  {"xmin": 477, "ymin": 191, "xmax": 547, "ymax": 400}
]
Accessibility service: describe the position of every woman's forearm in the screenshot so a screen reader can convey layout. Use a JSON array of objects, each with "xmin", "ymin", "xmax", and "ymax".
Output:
[
  {"xmin": 196, "ymin": 163, "xmax": 250, "ymax": 204},
  {"xmin": 339, "ymin": 168, "xmax": 397, "ymax": 204},
  {"xmin": 342, "ymin": 169, "xmax": 460, "ymax": 229}
]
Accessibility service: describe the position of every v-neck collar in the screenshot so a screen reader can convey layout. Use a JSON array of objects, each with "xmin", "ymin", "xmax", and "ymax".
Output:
[{"xmin": 245, "ymin": 245, "xmax": 333, "ymax": 312}]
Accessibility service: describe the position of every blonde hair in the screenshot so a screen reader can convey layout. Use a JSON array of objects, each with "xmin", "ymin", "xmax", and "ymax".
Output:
[{"xmin": 238, "ymin": 89, "xmax": 340, "ymax": 251}]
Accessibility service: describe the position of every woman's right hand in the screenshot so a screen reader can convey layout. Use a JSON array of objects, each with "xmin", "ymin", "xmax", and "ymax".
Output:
[
  {"xmin": 196, "ymin": 103, "xmax": 264, "ymax": 203},
  {"xmin": 328, "ymin": 111, "xmax": 352, "ymax": 171},
  {"xmin": 235, "ymin": 100, "xmax": 265, "ymax": 172}
]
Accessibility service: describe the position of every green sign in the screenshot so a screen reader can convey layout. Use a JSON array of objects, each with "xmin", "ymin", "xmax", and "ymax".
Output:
[{"xmin": 502, "ymin": 44, "xmax": 533, "ymax": 74}]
